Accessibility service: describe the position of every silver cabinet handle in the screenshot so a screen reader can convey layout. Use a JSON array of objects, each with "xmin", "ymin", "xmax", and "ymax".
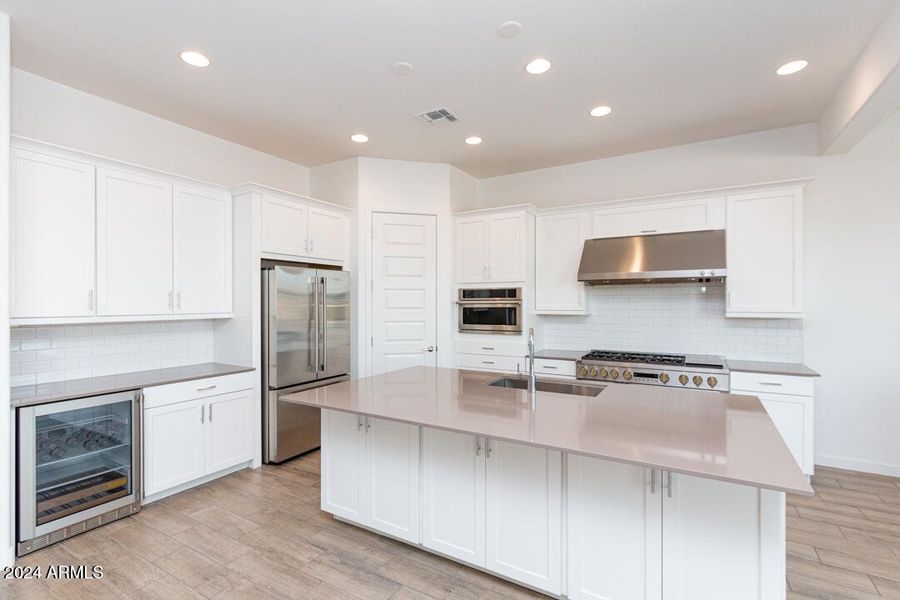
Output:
[
  {"xmin": 482, "ymin": 360, "xmax": 495, "ymax": 365},
  {"xmin": 475, "ymin": 437, "xmax": 482, "ymax": 456},
  {"xmin": 209, "ymin": 404, "xmax": 213, "ymax": 422},
  {"xmin": 357, "ymin": 415, "xmax": 363, "ymax": 431},
  {"xmin": 310, "ymin": 238, "xmax": 315, "ymax": 253},
  {"xmin": 641, "ymin": 229, "xmax": 658, "ymax": 234},
  {"xmin": 197, "ymin": 384, "xmax": 217, "ymax": 392},
  {"xmin": 200, "ymin": 405, "xmax": 205, "ymax": 424},
  {"xmin": 666, "ymin": 471, "xmax": 673, "ymax": 498},
  {"xmin": 87, "ymin": 289, "xmax": 94, "ymax": 311},
  {"xmin": 650, "ymin": 469, "xmax": 656, "ymax": 494},
  {"xmin": 481, "ymin": 346, "xmax": 495, "ymax": 351},
  {"xmin": 542, "ymin": 365, "xmax": 558, "ymax": 370},
  {"xmin": 486, "ymin": 439, "xmax": 493, "ymax": 458},
  {"xmin": 365, "ymin": 418, "xmax": 371, "ymax": 432},
  {"xmin": 759, "ymin": 382, "xmax": 783, "ymax": 387},
  {"xmin": 176, "ymin": 291, "xmax": 182, "ymax": 310},
  {"xmin": 304, "ymin": 238, "xmax": 309, "ymax": 253},
  {"xmin": 168, "ymin": 290, "xmax": 174, "ymax": 311},
  {"xmin": 424, "ymin": 345, "xmax": 435, "ymax": 352}
]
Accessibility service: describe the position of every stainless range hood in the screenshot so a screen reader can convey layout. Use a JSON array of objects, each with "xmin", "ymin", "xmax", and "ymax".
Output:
[{"xmin": 577, "ymin": 230, "xmax": 726, "ymax": 285}]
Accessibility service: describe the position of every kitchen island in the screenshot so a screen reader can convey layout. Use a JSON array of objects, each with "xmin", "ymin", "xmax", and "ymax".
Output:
[{"xmin": 284, "ymin": 366, "xmax": 809, "ymax": 599}]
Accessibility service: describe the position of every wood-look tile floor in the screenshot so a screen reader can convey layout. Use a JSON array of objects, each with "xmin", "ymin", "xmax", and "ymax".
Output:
[{"xmin": 3, "ymin": 457, "xmax": 899, "ymax": 600}]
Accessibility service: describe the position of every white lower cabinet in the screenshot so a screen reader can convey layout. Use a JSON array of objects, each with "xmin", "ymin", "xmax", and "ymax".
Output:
[
  {"xmin": 567, "ymin": 455, "xmax": 785, "ymax": 600},
  {"xmin": 421, "ymin": 429, "xmax": 486, "ymax": 565},
  {"xmin": 143, "ymin": 376, "xmax": 254, "ymax": 498},
  {"xmin": 486, "ymin": 439, "xmax": 562, "ymax": 594},
  {"xmin": 321, "ymin": 411, "xmax": 421, "ymax": 544}
]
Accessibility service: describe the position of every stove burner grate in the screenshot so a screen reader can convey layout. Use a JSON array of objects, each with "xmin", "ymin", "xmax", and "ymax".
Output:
[{"xmin": 581, "ymin": 350, "xmax": 686, "ymax": 366}]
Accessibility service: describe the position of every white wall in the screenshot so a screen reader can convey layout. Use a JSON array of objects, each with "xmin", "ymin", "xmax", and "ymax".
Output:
[
  {"xmin": 1, "ymin": 11, "xmax": 12, "ymax": 570},
  {"xmin": 11, "ymin": 69, "xmax": 310, "ymax": 193},
  {"xmin": 478, "ymin": 117, "xmax": 900, "ymax": 477}
]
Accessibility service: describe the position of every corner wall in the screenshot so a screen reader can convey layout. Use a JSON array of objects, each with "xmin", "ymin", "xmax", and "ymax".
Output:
[{"xmin": 1, "ymin": 12, "xmax": 13, "ymax": 569}]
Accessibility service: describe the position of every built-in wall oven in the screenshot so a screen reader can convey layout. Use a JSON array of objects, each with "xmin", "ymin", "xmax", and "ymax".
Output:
[
  {"xmin": 17, "ymin": 390, "xmax": 141, "ymax": 555},
  {"xmin": 457, "ymin": 288, "xmax": 522, "ymax": 334}
]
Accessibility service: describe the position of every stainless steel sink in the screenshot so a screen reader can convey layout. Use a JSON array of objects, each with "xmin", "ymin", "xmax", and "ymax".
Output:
[{"xmin": 487, "ymin": 376, "xmax": 605, "ymax": 397}]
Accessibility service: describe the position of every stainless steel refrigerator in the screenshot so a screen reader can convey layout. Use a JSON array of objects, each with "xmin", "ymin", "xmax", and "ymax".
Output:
[{"xmin": 262, "ymin": 263, "xmax": 351, "ymax": 463}]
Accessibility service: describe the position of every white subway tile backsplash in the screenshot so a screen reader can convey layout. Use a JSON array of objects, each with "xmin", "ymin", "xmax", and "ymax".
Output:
[
  {"xmin": 8, "ymin": 320, "xmax": 215, "ymax": 385},
  {"xmin": 538, "ymin": 283, "xmax": 802, "ymax": 363}
]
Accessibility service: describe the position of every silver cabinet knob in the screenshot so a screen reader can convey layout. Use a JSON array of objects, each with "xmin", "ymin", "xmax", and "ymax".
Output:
[{"xmin": 424, "ymin": 345, "xmax": 435, "ymax": 352}]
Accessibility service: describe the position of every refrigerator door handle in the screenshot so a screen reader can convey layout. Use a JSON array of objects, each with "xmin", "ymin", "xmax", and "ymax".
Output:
[
  {"xmin": 264, "ymin": 269, "xmax": 278, "ymax": 388},
  {"xmin": 321, "ymin": 276, "xmax": 328, "ymax": 373},
  {"xmin": 313, "ymin": 274, "xmax": 320, "ymax": 375}
]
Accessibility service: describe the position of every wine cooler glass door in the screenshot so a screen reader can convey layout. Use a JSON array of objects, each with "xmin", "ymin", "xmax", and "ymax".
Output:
[{"xmin": 19, "ymin": 390, "xmax": 140, "ymax": 540}]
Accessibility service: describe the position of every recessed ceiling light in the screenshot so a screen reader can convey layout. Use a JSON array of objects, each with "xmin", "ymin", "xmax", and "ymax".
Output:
[
  {"xmin": 776, "ymin": 60, "xmax": 808, "ymax": 76},
  {"xmin": 179, "ymin": 50, "xmax": 210, "ymax": 68},
  {"xmin": 350, "ymin": 134, "xmax": 369, "ymax": 143},
  {"xmin": 392, "ymin": 62, "xmax": 413, "ymax": 76},
  {"xmin": 497, "ymin": 21, "xmax": 523, "ymax": 38},
  {"xmin": 590, "ymin": 105, "xmax": 613, "ymax": 117},
  {"xmin": 465, "ymin": 136, "xmax": 482, "ymax": 145},
  {"xmin": 525, "ymin": 58, "xmax": 552, "ymax": 75}
]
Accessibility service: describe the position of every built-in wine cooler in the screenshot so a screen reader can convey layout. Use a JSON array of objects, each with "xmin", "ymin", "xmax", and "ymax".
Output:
[{"xmin": 17, "ymin": 390, "xmax": 141, "ymax": 555}]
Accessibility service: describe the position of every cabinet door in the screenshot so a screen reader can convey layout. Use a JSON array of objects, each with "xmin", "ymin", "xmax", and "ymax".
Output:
[
  {"xmin": 321, "ymin": 409, "xmax": 366, "ymax": 523},
  {"xmin": 726, "ymin": 189, "xmax": 803, "ymax": 317},
  {"xmin": 662, "ymin": 473, "xmax": 785, "ymax": 600},
  {"xmin": 308, "ymin": 205, "xmax": 347, "ymax": 262},
  {"xmin": 144, "ymin": 399, "xmax": 205, "ymax": 496},
  {"xmin": 488, "ymin": 213, "xmax": 526, "ymax": 282},
  {"xmin": 97, "ymin": 168, "xmax": 173, "ymax": 316},
  {"xmin": 422, "ymin": 429, "xmax": 486, "ymax": 566},
  {"xmin": 567, "ymin": 456, "xmax": 662, "ymax": 600},
  {"xmin": 486, "ymin": 439, "xmax": 562, "ymax": 594},
  {"xmin": 756, "ymin": 393, "xmax": 810, "ymax": 474},
  {"xmin": 591, "ymin": 197, "xmax": 725, "ymax": 239},
  {"xmin": 456, "ymin": 216, "xmax": 489, "ymax": 282},
  {"xmin": 261, "ymin": 193, "xmax": 308, "ymax": 256},
  {"xmin": 205, "ymin": 390, "xmax": 252, "ymax": 474},
  {"xmin": 10, "ymin": 149, "xmax": 96, "ymax": 318},
  {"xmin": 173, "ymin": 184, "xmax": 232, "ymax": 314},
  {"xmin": 536, "ymin": 212, "xmax": 590, "ymax": 313},
  {"xmin": 365, "ymin": 417, "xmax": 421, "ymax": 544}
]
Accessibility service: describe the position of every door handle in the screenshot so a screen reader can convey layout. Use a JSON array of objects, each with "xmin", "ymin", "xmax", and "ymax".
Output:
[
  {"xmin": 424, "ymin": 345, "xmax": 435, "ymax": 352},
  {"xmin": 321, "ymin": 276, "xmax": 328, "ymax": 372},
  {"xmin": 665, "ymin": 471, "xmax": 673, "ymax": 498}
]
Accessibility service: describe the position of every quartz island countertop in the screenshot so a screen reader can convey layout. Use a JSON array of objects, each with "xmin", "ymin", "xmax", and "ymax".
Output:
[{"xmin": 283, "ymin": 366, "xmax": 812, "ymax": 495}]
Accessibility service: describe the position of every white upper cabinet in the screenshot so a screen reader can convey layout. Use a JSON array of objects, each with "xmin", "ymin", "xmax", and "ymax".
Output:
[
  {"xmin": 307, "ymin": 205, "xmax": 347, "ymax": 262},
  {"xmin": 261, "ymin": 192, "xmax": 308, "ymax": 256},
  {"xmin": 174, "ymin": 184, "xmax": 232, "ymax": 314},
  {"xmin": 10, "ymin": 149, "xmax": 96, "ymax": 319},
  {"xmin": 260, "ymin": 190, "xmax": 349, "ymax": 263},
  {"xmin": 97, "ymin": 168, "xmax": 174, "ymax": 316},
  {"xmin": 535, "ymin": 211, "xmax": 591, "ymax": 314},
  {"xmin": 726, "ymin": 187, "xmax": 803, "ymax": 318},
  {"xmin": 592, "ymin": 196, "xmax": 725, "ymax": 239},
  {"xmin": 456, "ymin": 210, "xmax": 528, "ymax": 283}
]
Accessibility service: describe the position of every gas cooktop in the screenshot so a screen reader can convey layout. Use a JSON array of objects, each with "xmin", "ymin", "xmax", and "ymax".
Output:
[{"xmin": 576, "ymin": 349, "xmax": 729, "ymax": 391}]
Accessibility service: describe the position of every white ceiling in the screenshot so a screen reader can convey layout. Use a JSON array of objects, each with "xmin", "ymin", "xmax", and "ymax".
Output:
[{"xmin": 0, "ymin": 0, "xmax": 894, "ymax": 177}]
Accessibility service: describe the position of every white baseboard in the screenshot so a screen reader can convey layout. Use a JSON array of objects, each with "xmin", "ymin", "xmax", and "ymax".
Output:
[
  {"xmin": 142, "ymin": 461, "xmax": 251, "ymax": 505},
  {"xmin": 815, "ymin": 454, "xmax": 900, "ymax": 478}
]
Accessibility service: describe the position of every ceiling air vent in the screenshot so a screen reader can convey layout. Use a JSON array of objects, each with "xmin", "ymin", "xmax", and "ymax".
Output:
[{"xmin": 417, "ymin": 107, "xmax": 459, "ymax": 127}]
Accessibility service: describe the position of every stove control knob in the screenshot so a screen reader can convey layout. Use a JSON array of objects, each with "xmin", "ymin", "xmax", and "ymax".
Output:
[
  {"xmin": 589, "ymin": 367, "xmax": 598, "ymax": 377},
  {"xmin": 692, "ymin": 375, "xmax": 703, "ymax": 387},
  {"xmin": 623, "ymin": 369, "xmax": 633, "ymax": 381},
  {"xmin": 678, "ymin": 374, "xmax": 689, "ymax": 385},
  {"xmin": 599, "ymin": 368, "xmax": 608, "ymax": 378},
  {"xmin": 579, "ymin": 367, "xmax": 588, "ymax": 377},
  {"xmin": 610, "ymin": 368, "xmax": 620, "ymax": 379},
  {"xmin": 707, "ymin": 376, "xmax": 718, "ymax": 388},
  {"xmin": 659, "ymin": 372, "xmax": 670, "ymax": 384}
]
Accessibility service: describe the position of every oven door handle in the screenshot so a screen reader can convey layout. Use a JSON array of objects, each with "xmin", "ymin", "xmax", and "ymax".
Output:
[{"xmin": 455, "ymin": 301, "xmax": 522, "ymax": 307}]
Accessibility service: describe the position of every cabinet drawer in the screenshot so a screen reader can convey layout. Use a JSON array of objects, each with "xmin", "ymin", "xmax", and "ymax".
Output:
[
  {"xmin": 143, "ymin": 371, "xmax": 254, "ymax": 409},
  {"xmin": 730, "ymin": 372, "xmax": 813, "ymax": 397},
  {"xmin": 457, "ymin": 340, "xmax": 527, "ymax": 357},
  {"xmin": 457, "ymin": 353, "xmax": 525, "ymax": 373},
  {"xmin": 534, "ymin": 359, "xmax": 576, "ymax": 378}
]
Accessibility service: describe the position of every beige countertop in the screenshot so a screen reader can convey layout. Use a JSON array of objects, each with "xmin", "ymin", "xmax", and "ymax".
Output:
[
  {"xmin": 11, "ymin": 363, "xmax": 254, "ymax": 407},
  {"xmin": 284, "ymin": 366, "xmax": 812, "ymax": 495}
]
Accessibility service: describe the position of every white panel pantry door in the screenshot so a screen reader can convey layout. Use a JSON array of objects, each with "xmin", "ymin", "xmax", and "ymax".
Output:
[
  {"xmin": 97, "ymin": 168, "xmax": 173, "ymax": 316},
  {"xmin": 371, "ymin": 212, "xmax": 437, "ymax": 374}
]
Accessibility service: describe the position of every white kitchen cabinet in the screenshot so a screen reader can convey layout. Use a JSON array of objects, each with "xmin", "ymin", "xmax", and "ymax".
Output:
[
  {"xmin": 96, "ymin": 168, "xmax": 174, "ymax": 316},
  {"xmin": 205, "ymin": 390, "xmax": 253, "ymax": 473},
  {"xmin": 591, "ymin": 196, "xmax": 725, "ymax": 239},
  {"xmin": 534, "ymin": 358, "xmax": 577, "ymax": 379},
  {"xmin": 456, "ymin": 353, "xmax": 526, "ymax": 374},
  {"xmin": 308, "ymin": 205, "xmax": 347, "ymax": 262},
  {"xmin": 731, "ymin": 371, "xmax": 814, "ymax": 475},
  {"xmin": 143, "ymin": 374, "xmax": 254, "ymax": 499},
  {"xmin": 662, "ymin": 472, "xmax": 785, "ymax": 600},
  {"xmin": 10, "ymin": 149, "xmax": 97, "ymax": 319},
  {"xmin": 567, "ymin": 456, "xmax": 661, "ymax": 600},
  {"xmin": 261, "ymin": 192, "xmax": 309, "ymax": 257},
  {"xmin": 143, "ymin": 398, "xmax": 206, "ymax": 497},
  {"xmin": 535, "ymin": 211, "xmax": 591, "ymax": 314},
  {"xmin": 422, "ymin": 428, "xmax": 486, "ymax": 566},
  {"xmin": 485, "ymin": 439, "xmax": 562, "ymax": 595},
  {"xmin": 726, "ymin": 188, "xmax": 804, "ymax": 318},
  {"xmin": 173, "ymin": 184, "xmax": 233, "ymax": 314},
  {"xmin": 455, "ymin": 210, "xmax": 528, "ymax": 283},
  {"xmin": 321, "ymin": 409, "xmax": 367, "ymax": 522},
  {"xmin": 365, "ymin": 417, "xmax": 421, "ymax": 544}
]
